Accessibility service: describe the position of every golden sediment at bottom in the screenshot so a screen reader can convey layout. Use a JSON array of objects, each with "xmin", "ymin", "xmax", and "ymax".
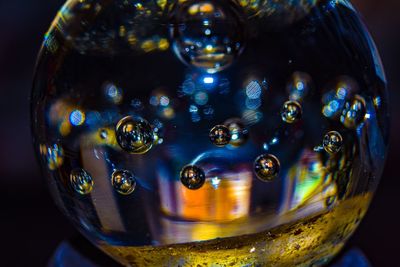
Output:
[{"xmin": 102, "ymin": 193, "xmax": 371, "ymax": 267}]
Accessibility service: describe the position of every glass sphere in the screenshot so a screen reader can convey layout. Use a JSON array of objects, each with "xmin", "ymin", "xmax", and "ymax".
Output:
[{"xmin": 32, "ymin": 0, "xmax": 389, "ymax": 266}]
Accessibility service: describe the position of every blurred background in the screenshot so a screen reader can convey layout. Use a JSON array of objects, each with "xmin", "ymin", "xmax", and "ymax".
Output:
[{"xmin": 0, "ymin": 0, "xmax": 399, "ymax": 266}]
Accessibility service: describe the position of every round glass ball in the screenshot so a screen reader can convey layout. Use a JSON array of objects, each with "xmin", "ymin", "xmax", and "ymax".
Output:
[{"xmin": 32, "ymin": 0, "xmax": 389, "ymax": 266}]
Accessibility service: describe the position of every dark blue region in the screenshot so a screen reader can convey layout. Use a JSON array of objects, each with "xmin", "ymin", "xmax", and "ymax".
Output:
[
  {"xmin": 331, "ymin": 249, "xmax": 372, "ymax": 267},
  {"xmin": 49, "ymin": 242, "xmax": 98, "ymax": 267},
  {"xmin": 48, "ymin": 238, "xmax": 120, "ymax": 267}
]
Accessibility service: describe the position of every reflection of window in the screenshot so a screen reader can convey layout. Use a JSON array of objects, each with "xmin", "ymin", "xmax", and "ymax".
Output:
[{"xmin": 158, "ymin": 170, "xmax": 252, "ymax": 222}]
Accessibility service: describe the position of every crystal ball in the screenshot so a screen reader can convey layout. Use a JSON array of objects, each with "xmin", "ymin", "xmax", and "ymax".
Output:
[{"xmin": 32, "ymin": 0, "xmax": 389, "ymax": 266}]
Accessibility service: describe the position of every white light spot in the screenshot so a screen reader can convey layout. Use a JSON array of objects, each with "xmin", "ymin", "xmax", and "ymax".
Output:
[
  {"xmin": 270, "ymin": 137, "xmax": 279, "ymax": 145},
  {"xmin": 160, "ymin": 96, "xmax": 170, "ymax": 107},
  {"xmin": 70, "ymin": 110, "xmax": 85, "ymax": 126},
  {"xmin": 189, "ymin": 105, "xmax": 199, "ymax": 113},
  {"xmin": 296, "ymin": 81, "xmax": 305, "ymax": 91},
  {"xmin": 211, "ymin": 177, "xmax": 221, "ymax": 189},
  {"xmin": 246, "ymin": 81, "xmax": 262, "ymax": 99},
  {"xmin": 203, "ymin": 77, "xmax": 214, "ymax": 84}
]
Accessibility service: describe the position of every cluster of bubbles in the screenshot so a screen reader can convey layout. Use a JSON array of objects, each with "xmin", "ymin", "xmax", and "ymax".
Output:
[
  {"xmin": 121, "ymin": 83, "xmax": 348, "ymax": 192},
  {"xmin": 46, "ymin": 0, "xmax": 172, "ymax": 55},
  {"xmin": 69, "ymin": 168, "xmax": 137, "ymax": 196},
  {"xmin": 179, "ymin": 153, "xmax": 282, "ymax": 190},
  {"xmin": 322, "ymin": 77, "xmax": 367, "ymax": 130},
  {"xmin": 340, "ymin": 95, "xmax": 367, "ymax": 129},
  {"xmin": 57, "ymin": 72, "xmax": 347, "ymax": 193},
  {"xmin": 179, "ymin": 74, "xmax": 230, "ymax": 123},
  {"xmin": 287, "ymin": 72, "xmax": 312, "ymax": 102},
  {"xmin": 224, "ymin": 118, "xmax": 249, "ymax": 147},
  {"xmin": 46, "ymin": 114, "xmax": 154, "ymax": 196},
  {"xmin": 279, "ymin": 72, "xmax": 312, "ymax": 125},
  {"xmin": 62, "ymin": 102, "xmax": 346, "ymax": 193},
  {"xmin": 177, "ymin": 119, "xmax": 282, "ymax": 190},
  {"xmin": 175, "ymin": 116, "xmax": 280, "ymax": 189},
  {"xmin": 149, "ymin": 89, "xmax": 176, "ymax": 121},
  {"xmin": 208, "ymin": 120, "xmax": 249, "ymax": 148}
]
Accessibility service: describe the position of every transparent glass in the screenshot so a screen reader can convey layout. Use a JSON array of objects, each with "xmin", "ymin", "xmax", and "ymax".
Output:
[{"xmin": 31, "ymin": 0, "xmax": 389, "ymax": 266}]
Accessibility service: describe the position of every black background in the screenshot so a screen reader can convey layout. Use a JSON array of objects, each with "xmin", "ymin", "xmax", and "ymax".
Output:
[{"xmin": 1, "ymin": 0, "xmax": 399, "ymax": 266}]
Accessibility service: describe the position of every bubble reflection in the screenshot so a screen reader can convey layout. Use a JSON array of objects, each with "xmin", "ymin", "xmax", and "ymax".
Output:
[
  {"xmin": 171, "ymin": 0, "xmax": 246, "ymax": 73},
  {"xmin": 224, "ymin": 118, "xmax": 249, "ymax": 148},
  {"xmin": 111, "ymin": 170, "xmax": 137, "ymax": 195},
  {"xmin": 209, "ymin": 125, "xmax": 231, "ymax": 147},
  {"xmin": 340, "ymin": 95, "xmax": 367, "ymax": 129},
  {"xmin": 254, "ymin": 154, "xmax": 280, "ymax": 182},
  {"xmin": 70, "ymin": 168, "xmax": 94, "ymax": 195},
  {"xmin": 281, "ymin": 100, "xmax": 302, "ymax": 124},
  {"xmin": 322, "ymin": 76, "xmax": 359, "ymax": 120},
  {"xmin": 287, "ymin": 72, "xmax": 312, "ymax": 102},
  {"xmin": 180, "ymin": 165, "xmax": 206, "ymax": 190},
  {"xmin": 115, "ymin": 116, "xmax": 154, "ymax": 154},
  {"xmin": 323, "ymin": 131, "xmax": 343, "ymax": 154},
  {"xmin": 40, "ymin": 144, "xmax": 64, "ymax": 171}
]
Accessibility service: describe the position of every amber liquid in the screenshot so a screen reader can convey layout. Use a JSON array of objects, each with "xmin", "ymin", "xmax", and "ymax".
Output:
[{"xmin": 101, "ymin": 193, "xmax": 371, "ymax": 267}]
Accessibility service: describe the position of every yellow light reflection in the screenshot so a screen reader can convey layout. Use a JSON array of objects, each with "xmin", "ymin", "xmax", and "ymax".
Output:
[
  {"xmin": 158, "ymin": 38, "xmax": 170, "ymax": 50},
  {"xmin": 162, "ymin": 107, "xmax": 175, "ymax": 119},
  {"xmin": 157, "ymin": 0, "xmax": 167, "ymax": 10},
  {"xmin": 141, "ymin": 40, "xmax": 157, "ymax": 52},
  {"xmin": 59, "ymin": 121, "xmax": 72, "ymax": 136},
  {"xmin": 85, "ymin": 127, "xmax": 119, "ymax": 148},
  {"xmin": 188, "ymin": 2, "xmax": 215, "ymax": 15},
  {"xmin": 40, "ymin": 143, "xmax": 64, "ymax": 171},
  {"xmin": 48, "ymin": 99, "xmax": 89, "ymax": 137},
  {"xmin": 140, "ymin": 38, "xmax": 170, "ymax": 52},
  {"xmin": 135, "ymin": 3, "xmax": 144, "ymax": 11},
  {"xmin": 119, "ymin": 25, "xmax": 126, "ymax": 37},
  {"xmin": 126, "ymin": 33, "xmax": 137, "ymax": 46}
]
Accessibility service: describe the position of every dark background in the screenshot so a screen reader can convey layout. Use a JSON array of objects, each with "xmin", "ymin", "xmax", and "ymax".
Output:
[{"xmin": 1, "ymin": 0, "xmax": 399, "ymax": 266}]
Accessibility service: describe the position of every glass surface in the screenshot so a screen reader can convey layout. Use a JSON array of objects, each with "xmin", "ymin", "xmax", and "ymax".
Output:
[{"xmin": 31, "ymin": 0, "xmax": 389, "ymax": 266}]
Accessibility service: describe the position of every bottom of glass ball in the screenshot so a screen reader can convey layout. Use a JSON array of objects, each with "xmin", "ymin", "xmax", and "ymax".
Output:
[{"xmin": 99, "ymin": 193, "xmax": 371, "ymax": 267}]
